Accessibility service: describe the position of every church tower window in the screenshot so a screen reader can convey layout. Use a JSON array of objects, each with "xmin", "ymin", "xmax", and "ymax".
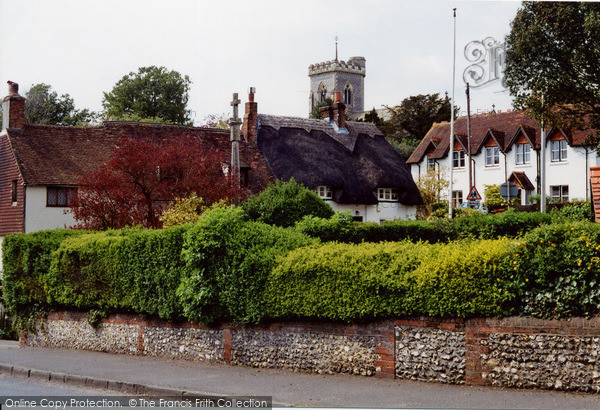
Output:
[
  {"xmin": 344, "ymin": 84, "xmax": 353, "ymax": 105},
  {"xmin": 318, "ymin": 83, "xmax": 327, "ymax": 102}
]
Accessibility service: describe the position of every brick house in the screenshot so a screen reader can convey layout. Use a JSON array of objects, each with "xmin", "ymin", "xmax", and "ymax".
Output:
[
  {"xmin": 0, "ymin": 82, "xmax": 271, "ymax": 267},
  {"xmin": 242, "ymin": 90, "xmax": 422, "ymax": 222},
  {"xmin": 406, "ymin": 110, "xmax": 599, "ymax": 206}
]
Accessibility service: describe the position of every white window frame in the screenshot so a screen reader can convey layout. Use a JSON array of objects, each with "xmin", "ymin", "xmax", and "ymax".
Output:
[
  {"xmin": 515, "ymin": 143, "xmax": 531, "ymax": 165},
  {"xmin": 485, "ymin": 146, "xmax": 500, "ymax": 167},
  {"xmin": 550, "ymin": 185, "xmax": 569, "ymax": 202},
  {"xmin": 551, "ymin": 139, "xmax": 567, "ymax": 162},
  {"xmin": 427, "ymin": 157, "xmax": 435, "ymax": 171},
  {"xmin": 452, "ymin": 190, "xmax": 463, "ymax": 208},
  {"xmin": 316, "ymin": 186, "xmax": 332, "ymax": 199},
  {"xmin": 377, "ymin": 188, "xmax": 399, "ymax": 201},
  {"xmin": 453, "ymin": 150, "xmax": 465, "ymax": 168}
]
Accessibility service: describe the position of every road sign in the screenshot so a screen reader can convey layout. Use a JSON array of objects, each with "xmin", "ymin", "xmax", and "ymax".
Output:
[
  {"xmin": 500, "ymin": 181, "xmax": 519, "ymax": 200},
  {"xmin": 466, "ymin": 186, "xmax": 482, "ymax": 201}
]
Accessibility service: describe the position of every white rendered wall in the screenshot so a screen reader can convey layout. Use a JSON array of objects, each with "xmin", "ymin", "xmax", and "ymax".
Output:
[
  {"xmin": 326, "ymin": 201, "xmax": 417, "ymax": 223},
  {"xmin": 24, "ymin": 187, "xmax": 76, "ymax": 233}
]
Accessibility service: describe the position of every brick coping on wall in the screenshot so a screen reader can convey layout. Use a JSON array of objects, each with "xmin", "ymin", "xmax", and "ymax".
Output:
[{"xmin": 21, "ymin": 312, "xmax": 600, "ymax": 392}]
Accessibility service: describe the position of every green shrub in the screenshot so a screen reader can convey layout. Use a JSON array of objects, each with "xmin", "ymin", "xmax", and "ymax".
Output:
[
  {"xmin": 241, "ymin": 178, "xmax": 334, "ymax": 227},
  {"xmin": 45, "ymin": 225, "xmax": 191, "ymax": 320},
  {"xmin": 507, "ymin": 221, "xmax": 600, "ymax": 318},
  {"xmin": 1, "ymin": 229, "xmax": 89, "ymax": 325},
  {"xmin": 549, "ymin": 201, "xmax": 592, "ymax": 222},
  {"xmin": 178, "ymin": 205, "xmax": 316, "ymax": 324},
  {"xmin": 267, "ymin": 238, "xmax": 515, "ymax": 321}
]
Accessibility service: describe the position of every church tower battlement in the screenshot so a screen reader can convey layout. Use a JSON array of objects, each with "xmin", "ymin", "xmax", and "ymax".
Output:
[{"xmin": 308, "ymin": 56, "xmax": 365, "ymax": 119}]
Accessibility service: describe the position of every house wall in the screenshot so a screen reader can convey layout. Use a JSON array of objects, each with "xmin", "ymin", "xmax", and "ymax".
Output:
[
  {"xmin": 24, "ymin": 187, "xmax": 76, "ymax": 233},
  {"xmin": 0, "ymin": 133, "xmax": 25, "ymax": 236},
  {"xmin": 326, "ymin": 201, "xmax": 417, "ymax": 223}
]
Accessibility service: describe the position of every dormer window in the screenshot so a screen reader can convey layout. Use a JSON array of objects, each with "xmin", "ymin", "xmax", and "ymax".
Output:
[
  {"xmin": 551, "ymin": 139, "xmax": 567, "ymax": 162},
  {"xmin": 453, "ymin": 150, "xmax": 465, "ymax": 168},
  {"xmin": 427, "ymin": 157, "xmax": 435, "ymax": 171},
  {"xmin": 316, "ymin": 185, "xmax": 332, "ymax": 199},
  {"xmin": 377, "ymin": 188, "xmax": 399, "ymax": 201},
  {"xmin": 515, "ymin": 143, "xmax": 531, "ymax": 165},
  {"xmin": 485, "ymin": 146, "xmax": 499, "ymax": 167}
]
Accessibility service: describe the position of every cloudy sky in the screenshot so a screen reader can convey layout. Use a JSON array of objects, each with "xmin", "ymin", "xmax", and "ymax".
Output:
[{"xmin": 0, "ymin": 0, "xmax": 522, "ymax": 125}]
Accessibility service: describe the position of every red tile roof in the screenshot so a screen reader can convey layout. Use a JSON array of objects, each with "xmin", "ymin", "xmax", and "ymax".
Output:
[
  {"xmin": 406, "ymin": 110, "xmax": 598, "ymax": 164},
  {"xmin": 5, "ymin": 122, "xmax": 271, "ymax": 191}
]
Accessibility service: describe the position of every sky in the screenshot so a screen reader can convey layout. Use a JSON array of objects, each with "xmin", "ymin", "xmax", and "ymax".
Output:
[{"xmin": 0, "ymin": 0, "xmax": 522, "ymax": 125}]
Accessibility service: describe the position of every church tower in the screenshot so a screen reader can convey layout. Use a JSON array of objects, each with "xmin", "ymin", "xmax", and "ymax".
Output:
[{"xmin": 308, "ymin": 55, "xmax": 365, "ymax": 119}]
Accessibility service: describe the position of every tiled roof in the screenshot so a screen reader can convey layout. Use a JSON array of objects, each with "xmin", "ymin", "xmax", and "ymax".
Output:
[
  {"xmin": 6, "ymin": 122, "xmax": 270, "ymax": 191},
  {"xmin": 406, "ymin": 110, "xmax": 598, "ymax": 164}
]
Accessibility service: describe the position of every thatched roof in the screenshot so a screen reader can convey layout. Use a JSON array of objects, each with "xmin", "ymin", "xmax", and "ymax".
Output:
[{"xmin": 256, "ymin": 115, "xmax": 423, "ymax": 205}]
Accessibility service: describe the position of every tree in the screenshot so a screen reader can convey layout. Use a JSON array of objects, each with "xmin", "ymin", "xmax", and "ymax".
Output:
[
  {"xmin": 416, "ymin": 167, "xmax": 449, "ymax": 217},
  {"xmin": 362, "ymin": 108, "xmax": 383, "ymax": 127},
  {"xmin": 201, "ymin": 113, "xmax": 230, "ymax": 129},
  {"xmin": 71, "ymin": 137, "xmax": 247, "ymax": 230},
  {"xmin": 379, "ymin": 93, "xmax": 458, "ymax": 158},
  {"xmin": 505, "ymin": 2, "xmax": 600, "ymax": 132},
  {"xmin": 309, "ymin": 98, "xmax": 334, "ymax": 119},
  {"xmin": 24, "ymin": 83, "xmax": 95, "ymax": 126},
  {"xmin": 102, "ymin": 66, "xmax": 192, "ymax": 124}
]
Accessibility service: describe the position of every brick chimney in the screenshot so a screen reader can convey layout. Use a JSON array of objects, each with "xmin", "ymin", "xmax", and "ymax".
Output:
[
  {"xmin": 319, "ymin": 92, "xmax": 346, "ymax": 129},
  {"xmin": 2, "ymin": 81, "xmax": 25, "ymax": 131},
  {"xmin": 242, "ymin": 87, "xmax": 258, "ymax": 142}
]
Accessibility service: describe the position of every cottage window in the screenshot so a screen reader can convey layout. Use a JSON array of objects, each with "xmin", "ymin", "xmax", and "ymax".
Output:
[
  {"xmin": 11, "ymin": 180, "xmax": 17, "ymax": 204},
  {"xmin": 515, "ymin": 144, "xmax": 531, "ymax": 165},
  {"xmin": 316, "ymin": 186, "xmax": 332, "ymax": 199},
  {"xmin": 427, "ymin": 157, "xmax": 435, "ymax": 171},
  {"xmin": 453, "ymin": 150, "xmax": 465, "ymax": 168},
  {"xmin": 550, "ymin": 185, "xmax": 569, "ymax": 202},
  {"xmin": 551, "ymin": 140, "xmax": 567, "ymax": 162},
  {"xmin": 377, "ymin": 188, "xmax": 399, "ymax": 201},
  {"xmin": 485, "ymin": 146, "xmax": 499, "ymax": 167},
  {"xmin": 47, "ymin": 186, "xmax": 77, "ymax": 207},
  {"xmin": 240, "ymin": 168, "xmax": 250, "ymax": 187},
  {"xmin": 452, "ymin": 190, "xmax": 463, "ymax": 208}
]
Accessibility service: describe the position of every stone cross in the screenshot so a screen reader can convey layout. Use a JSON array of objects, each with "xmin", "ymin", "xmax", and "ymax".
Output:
[{"xmin": 230, "ymin": 93, "xmax": 243, "ymax": 179}]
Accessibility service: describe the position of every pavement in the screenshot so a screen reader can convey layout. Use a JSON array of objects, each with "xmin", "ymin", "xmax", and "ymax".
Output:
[{"xmin": 0, "ymin": 340, "xmax": 599, "ymax": 409}]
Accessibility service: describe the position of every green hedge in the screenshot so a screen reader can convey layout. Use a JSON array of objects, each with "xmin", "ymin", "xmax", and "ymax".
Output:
[
  {"xmin": 178, "ymin": 206, "xmax": 316, "ymax": 324},
  {"xmin": 1, "ymin": 229, "xmax": 88, "ymax": 323},
  {"xmin": 267, "ymin": 238, "xmax": 515, "ymax": 321},
  {"xmin": 295, "ymin": 211, "xmax": 553, "ymax": 244},
  {"xmin": 46, "ymin": 225, "xmax": 191, "ymax": 320},
  {"xmin": 508, "ymin": 221, "xmax": 600, "ymax": 318}
]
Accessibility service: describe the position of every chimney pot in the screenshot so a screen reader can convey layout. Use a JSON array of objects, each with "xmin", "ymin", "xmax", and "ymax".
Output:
[
  {"xmin": 7, "ymin": 81, "xmax": 18, "ymax": 95},
  {"xmin": 334, "ymin": 92, "xmax": 341, "ymax": 103}
]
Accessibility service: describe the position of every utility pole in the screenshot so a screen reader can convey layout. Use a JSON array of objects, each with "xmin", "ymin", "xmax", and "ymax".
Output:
[
  {"xmin": 540, "ymin": 95, "xmax": 546, "ymax": 213},
  {"xmin": 466, "ymin": 83, "xmax": 472, "ymax": 189},
  {"xmin": 230, "ymin": 93, "xmax": 242, "ymax": 180},
  {"xmin": 448, "ymin": 8, "xmax": 457, "ymax": 218}
]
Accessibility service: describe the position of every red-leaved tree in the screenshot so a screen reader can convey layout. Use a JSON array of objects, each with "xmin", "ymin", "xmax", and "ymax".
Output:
[{"xmin": 70, "ymin": 136, "xmax": 247, "ymax": 229}]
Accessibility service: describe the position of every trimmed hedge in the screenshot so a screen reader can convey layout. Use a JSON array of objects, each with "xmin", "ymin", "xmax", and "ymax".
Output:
[
  {"xmin": 267, "ymin": 238, "xmax": 515, "ymax": 321},
  {"xmin": 46, "ymin": 225, "xmax": 191, "ymax": 320},
  {"xmin": 295, "ymin": 210, "xmax": 554, "ymax": 243},
  {"xmin": 178, "ymin": 206, "xmax": 316, "ymax": 324},
  {"xmin": 508, "ymin": 221, "xmax": 600, "ymax": 318}
]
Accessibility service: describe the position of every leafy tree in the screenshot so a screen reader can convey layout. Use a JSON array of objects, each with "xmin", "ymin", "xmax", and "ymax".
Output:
[
  {"xmin": 23, "ymin": 83, "xmax": 95, "ymax": 126},
  {"xmin": 309, "ymin": 98, "xmax": 334, "ymax": 119},
  {"xmin": 241, "ymin": 178, "xmax": 334, "ymax": 227},
  {"xmin": 71, "ymin": 137, "xmax": 247, "ymax": 230},
  {"xmin": 102, "ymin": 66, "xmax": 192, "ymax": 124},
  {"xmin": 160, "ymin": 194, "xmax": 221, "ymax": 228},
  {"xmin": 201, "ymin": 113, "xmax": 230, "ymax": 129},
  {"xmin": 416, "ymin": 167, "xmax": 449, "ymax": 217},
  {"xmin": 362, "ymin": 108, "xmax": 383, "ymax": 127},
  {"xmin": 379, "ymin": 93, "xmax": 457, "ymax": 158},
  {"xmin": 505, "ymin": 2, "xmax": 600, "ymax": 133}
]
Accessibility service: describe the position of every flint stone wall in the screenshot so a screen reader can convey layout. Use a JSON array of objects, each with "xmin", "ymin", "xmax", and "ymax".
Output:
[{"xmin": 21, "ymin": 312, "xmax": 600, "ymax": 393}]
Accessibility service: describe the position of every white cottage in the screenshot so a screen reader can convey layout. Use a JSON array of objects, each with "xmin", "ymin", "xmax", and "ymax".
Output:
[{"xmin": 407, "ymin": 110, "xmax": 598, "ymax": 206}]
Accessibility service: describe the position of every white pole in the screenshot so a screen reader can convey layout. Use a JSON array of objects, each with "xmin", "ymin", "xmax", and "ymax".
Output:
[
  {"xmin": 540, "ymin": 95, "xmax": 546, "ymax": 213},
  {"xmin": 449, "ymin": 8, "xmax": 457, "ymax": 218}
]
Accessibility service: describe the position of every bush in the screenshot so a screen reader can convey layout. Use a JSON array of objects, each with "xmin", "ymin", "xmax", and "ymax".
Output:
[
  {"xmin": 549, "ymin": 201, "xmax": 592, "ymax": 222},
  {"xmin": 507, "ymin": 221, "xmax": 600, "ymax": 318},
  {"xmin": 1, "ymin": 229, "xmax": 88, "ymax": 326},
  {"xmin": 267, "ymin": 238, "xmax": 515, "ymax": 321},
  {"xmin": 241, "ymin": 178, "xmax": 334, "ymax": 227},
  {"xmin": 45, "ymin": 225, "xmax": 191, "ymax": 319},
  {"xmin": 178, "ymin": 205, "xmax": 316, "ymax": 324}
]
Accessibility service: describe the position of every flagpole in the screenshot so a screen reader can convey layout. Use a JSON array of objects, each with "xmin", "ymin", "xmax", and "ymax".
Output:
[{"xmin": 449, "ymin": 8, "xmax": 457, "ymax": 218}]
